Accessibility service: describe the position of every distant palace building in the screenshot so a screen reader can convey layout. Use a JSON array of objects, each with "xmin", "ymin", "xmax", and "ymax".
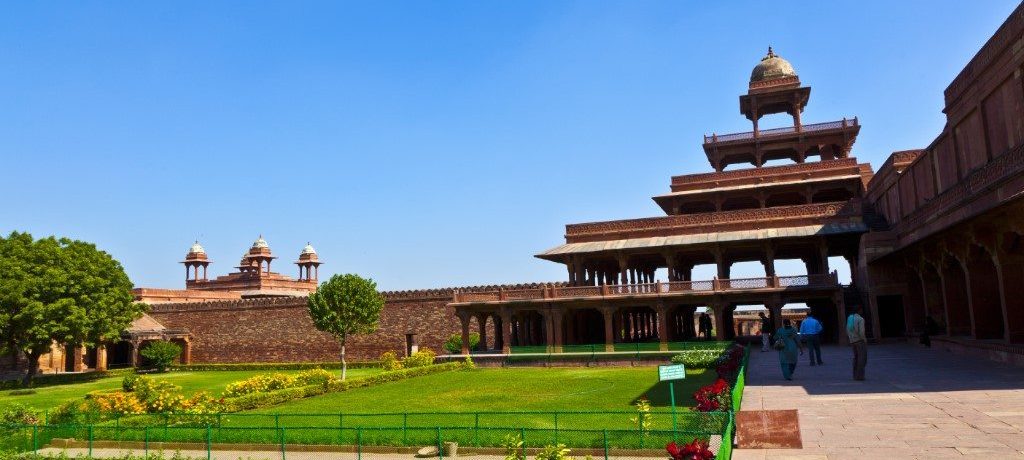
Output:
[{"xmin": 5, "ymin": 4, "xmax": 1024, "ymax": 374}]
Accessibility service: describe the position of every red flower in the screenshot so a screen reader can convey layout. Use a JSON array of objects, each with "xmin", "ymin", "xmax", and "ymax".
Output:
[{"xmin": 666, "ymin": 439, "xmax": 715, "ymax": 460}]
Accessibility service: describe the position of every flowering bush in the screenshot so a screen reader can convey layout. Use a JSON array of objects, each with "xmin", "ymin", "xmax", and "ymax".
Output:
[
  {"xmin": 670, "ymin": 350, "xmax": 721, "ymax": 369},
  {"xmin": 380, "ymin": 351, "xmax": 403, "ymax": 371},
  {"xmin": 692, "ymin": 378, "xmax": 731, "ymax": 412},
  {"xmin": 403, "ymin": 348, "xmax": 436, "ymax": 368},
  {"xmin": 90, "ymin": 392, "xmax": 146, "ymax": 416},
  {"xmin": 295, "ymin": 368, "xmax": 337, "ymax": 387},
  {"xmin": 666, "ymin": 439, "xmax": 715, "ymax": 460},
  {"xmin": 223, "ymin": 373, "xmax": 298, "ymax": 397},
  {"xmin": 713, "ymin": 344, "xmax": 744, "ymax": 382}
]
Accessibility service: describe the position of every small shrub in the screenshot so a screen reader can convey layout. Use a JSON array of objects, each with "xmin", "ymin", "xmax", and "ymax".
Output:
[
  {"xmin": 0, "ymin": 404, "xmax": 39, "ymax": 428},
  {"xmin": 502, "ymin": 434, "xmax": 525, "ymax": 460},
  {"xmin": 6, "ymin": 389, "xmax": 36, "ymax": 396},
  {"xmin": 692, "ymin": 378, "xmax": 731, "ymax": 412},
  {"xmin": 122, "ymin": 373, "xmax": 141, "ymax": 392},
  {"xmin": 380, "ymin": 351, "xmax": 403, "ymax": 371},
  {"xmin": 630, "ymin": 397, "xmax": 653, "ymax": 435},
  {"xmin": 464, "ymin": 355, "xmax": 476, "ymax": 369},
  {"xmin": 49, "ymin": 399, "xmax": 101, "ymax": 425},
  {"xmin": 535, "ymin": 444, "xmax": 572, "ymax": 460},
  {"xmin": 403, "ymin": 348, "xmax": 436, "ymax": 368},
  {"xmin": 132, "ymin": 376, "xmax": 185, "ymax": 412},
  {"xmin": 443, "ymin": 332, "xmax": 480, "ymax": 354},
  {"xmin": 670, "ymin": 350, "xmax": 720, "ymax": 369},
  {"xmin": 139, "ymin": 340, "xmax": 182, "ymax": 372},
  {"xmin": 223, "ymin": 373, "xmax": 299, "ymax": 398}
]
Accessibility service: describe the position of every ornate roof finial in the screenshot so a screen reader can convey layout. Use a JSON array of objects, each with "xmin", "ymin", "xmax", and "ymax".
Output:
[{"xmin": 763, "ymin": 46, "xmax": 776, "ymax": 61}]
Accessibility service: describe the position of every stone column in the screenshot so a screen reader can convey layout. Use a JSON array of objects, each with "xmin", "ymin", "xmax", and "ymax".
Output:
[
  {"xmin": 601, "ymin": 307, "xmax": 615, "ymax": 352},
  {"xmin": 458, "ymin": 312, "xmax": 472, "ymax": 355},
  {"xmin": 551, "ymin": 310, "xmax": 564, "ymax": 353},
  {"xmin": 129, "ymin": 340, "xmax": 141, "ymax": 368},
  {"xmin": 95, "ymin": 345, "xmax": 108, "ymax": 372},
  {"xmin": 475, "ymin": 313, "xmax": 489, "ymax": 352},
  {"xmin": 835, "ymin": 293, "xmax": 849, "ymax": 346},
  {"xmin": 711, "ymin": 302, "xmax": 726, "ymax": 341},
  {"xmin": 182, "ymin": 339, "xmax": 192, "ymax": 365},
  {"xmin": 766, "ymin": 297, "xmax": 783, "ymax": 332},
  {"xmin": 656, "ymin": 302, "xmax": 669, "ymax": 351},
  {"xmin": 500, "ymin": 309, "xmax": 512, "ymax": 354},
  {"xmin": 72, "ymin": 345, "xmax": 85, "ymax": 372}
]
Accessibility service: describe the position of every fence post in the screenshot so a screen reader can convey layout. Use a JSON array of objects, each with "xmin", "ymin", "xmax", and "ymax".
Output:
[
  {"xmin": 357, "ymin": 427, "xmax": 362, "ymax": 460},
  {"xmin": 474, "ymin": 412, "xmax": 480, "ymax": 447},
  {"xmin": 520, "ymin": 427, "xmax": 526, "ymax": 459},
  {"xmin": 436, "ymin": 426, "xmax": 442, "ymax": 460},
  {"xmin": 32, "ymin": 425, "xmax": 38, "ymax": 453},
  {"xmin": 279, "ymin": 427, "xmax": 286, "ymax": 460},
  {"xmin": 145, "ymin": 426, "xmax": 149, "ymax": 457},
  {"xmin": 553, "ymin": 412, "xmax": 559, "ymax": 445},
  {"xmin": 603, "ymin": 429, "xmax": 609, "ymax": 460},
  {"xmin": 275, "ymin": 414, "xmax": 281, "ymax": 429},
  {"xmin": 206, "ymin": 425, "xmax": 212, "ymax": 460},
  {"xmin": 403, "ymin": 412, "xmax": 409, "ymax": 445},
  {"xmin": 88, "ymin": 425, "xmax": 93, "ymax": 457}
]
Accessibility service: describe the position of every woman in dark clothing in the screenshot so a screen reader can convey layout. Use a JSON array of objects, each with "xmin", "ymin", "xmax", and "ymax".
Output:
[{"xmin": 775, "ymin": 319, "xmax": 804, "ymax": 380}]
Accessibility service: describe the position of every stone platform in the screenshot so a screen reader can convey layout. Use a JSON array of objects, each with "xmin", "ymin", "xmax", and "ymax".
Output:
[{"xmin": 733, "ymin": 342, "xmax": 1024, "ymax": 459}]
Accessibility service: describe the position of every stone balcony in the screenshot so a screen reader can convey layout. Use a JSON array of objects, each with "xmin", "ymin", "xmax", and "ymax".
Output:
[
  {"xmin": 702, "ymin": 118, "xmax": 860, "ymax": 171},
  {"xmin": 451, "ymin": 273, "xmax": 840, "ymax": 306}
]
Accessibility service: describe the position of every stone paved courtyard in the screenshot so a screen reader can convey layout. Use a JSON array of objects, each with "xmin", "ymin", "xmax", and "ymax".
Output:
[{"xmin": 734, "ymin": 342, "xmax": 1024, "ymax": 459}]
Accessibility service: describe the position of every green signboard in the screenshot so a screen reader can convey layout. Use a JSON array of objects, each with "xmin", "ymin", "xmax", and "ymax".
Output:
[{"xmin": 658, "ymin": 364, "xmax": 686, "ymax": 381}]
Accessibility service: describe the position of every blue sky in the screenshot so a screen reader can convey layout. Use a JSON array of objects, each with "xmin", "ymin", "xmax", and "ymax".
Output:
[{"xmin": 0, "ymin": 1, "xmax": 1018, "ymax": 292}]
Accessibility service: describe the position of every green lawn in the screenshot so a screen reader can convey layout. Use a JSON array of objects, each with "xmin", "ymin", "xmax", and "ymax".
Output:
[{"xmin": 0, "ymin": 368, "xmax": 381, "ymax": 412}]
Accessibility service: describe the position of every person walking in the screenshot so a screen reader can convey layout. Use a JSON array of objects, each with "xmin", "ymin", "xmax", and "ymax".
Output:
[
  {"xmin": 846, "ymin": 305, "xmax": 867, "ymax": 381},
  {"xmin": 758, "ymin": 312, "xmax": 772, "ymax": 352},
  {"xmin": 775, "ymin": 319, "xmax": 803, "ymax": 380},
  {"xmin": 799, "ymin": 313, "xmax": 824, "ymax": 365}
]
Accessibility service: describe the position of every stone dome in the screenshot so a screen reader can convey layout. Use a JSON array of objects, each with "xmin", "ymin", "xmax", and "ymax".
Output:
[
  {"xmin": 750, "ymin": 47, "xmax": 797, "ymax": 84},
  {"xmin": 301, "ymin": 243, "xmax": 317, "ymax": 255},
  {"xmin": 188, "ymin": 241, "xmax": 205, "ymax": 255},
  {"xmin": 251, "ymin": 235, "xmax": 269, "ymax": 250},
  {"xmin": 298, "ymin": 242, "xmax": 320, "ymax": 262}
]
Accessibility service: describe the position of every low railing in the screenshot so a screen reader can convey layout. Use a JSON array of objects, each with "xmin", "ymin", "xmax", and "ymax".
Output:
[
  {"xmin": 452, "ymin": 272, "xmax": 840, "ymax": 303},
  {"xmin": 704, "ymin": 117, "xmax": 858, "ymax": 144}
]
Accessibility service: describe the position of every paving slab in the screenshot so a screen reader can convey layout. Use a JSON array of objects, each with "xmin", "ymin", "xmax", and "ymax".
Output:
[{"xmin": 734, "ymin": 343, "xmax": 1024, "ymax": 458}]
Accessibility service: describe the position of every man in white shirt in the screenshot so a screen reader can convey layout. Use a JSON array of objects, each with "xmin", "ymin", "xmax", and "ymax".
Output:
[
  {"xmin": 799, "ymin": 313, "xmax": 824, "ymax": 366},
  {"xmin": 846, "ymin": 305, "xmax": 867, "ymax": 381}
]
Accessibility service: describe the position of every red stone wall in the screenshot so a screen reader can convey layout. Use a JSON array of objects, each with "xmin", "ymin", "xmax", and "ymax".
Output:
[{"xmin": 147, "ymin": 283, "xmax": 555, "ymax": 363}]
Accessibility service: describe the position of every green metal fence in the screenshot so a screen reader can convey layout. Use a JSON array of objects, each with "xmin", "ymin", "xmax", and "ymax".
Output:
[{"xmin": 5, "ymin": 346, "xmax": 750, "ymax": 459}]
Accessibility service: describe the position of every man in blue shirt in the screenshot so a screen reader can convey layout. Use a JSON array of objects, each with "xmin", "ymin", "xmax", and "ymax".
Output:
[{"xmin": 799, "ymin": 313, "xmax": 824, "ymax": 366}]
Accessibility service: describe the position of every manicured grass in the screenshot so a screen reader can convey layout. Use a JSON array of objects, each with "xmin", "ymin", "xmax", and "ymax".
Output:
[
  {"xmin": 0, "ymin": 368, "xmax": 381, "ymax": 412},
  {"xmin": 227, "ymin": 366, "xmax": 716, "ymax": 430}
]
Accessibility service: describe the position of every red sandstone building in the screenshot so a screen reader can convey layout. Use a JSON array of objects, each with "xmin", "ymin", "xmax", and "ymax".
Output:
[{"xmin": 6, "ymin": 5, "xmax": 1024, "ymax": 373}]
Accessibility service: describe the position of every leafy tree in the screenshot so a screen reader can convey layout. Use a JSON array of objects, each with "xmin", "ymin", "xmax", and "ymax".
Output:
[
  {"xmin": 0, "ymin": 231, "xmax": 145, "ymax": 384},
  {"xmin": 306, "ymin": 274, "xmax": 385, "ymax": 380},
  {"xmin": 139, "ymin": 340, "xmax": 182, "ymax": 372}
]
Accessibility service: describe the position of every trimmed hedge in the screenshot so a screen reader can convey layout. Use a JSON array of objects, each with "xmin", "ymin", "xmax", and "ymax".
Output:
[
  {"xmin": 168, "ymin": 361, "xmax": 381, "ymax": 371},
  {"xmin": 221, "ymin": 361, "xmax": 467, "ymax": 412},
  {"xmin": 0, "ymin": 368, "xmax": 133, "ymax": 390}
]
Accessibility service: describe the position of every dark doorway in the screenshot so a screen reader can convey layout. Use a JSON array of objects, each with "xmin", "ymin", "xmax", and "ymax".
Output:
[
  {"xmin": 877, "ymin": 295, "xmax": 907, "ymax": 338},
  {"xmin": 405, "ymin": 334, "xmax": 416, "ymax": 357}
]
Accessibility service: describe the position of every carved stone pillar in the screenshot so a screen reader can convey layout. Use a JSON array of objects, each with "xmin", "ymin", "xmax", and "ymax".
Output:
[
  {"xmin": 458, "ymin": 311, "xmax": 472, "ymax": 355},
  {"xmin": 95, "ymin": 345, "xmax": 108, "ymax": 372},
  {"xmin": 182, "ymin": 339, "xmax": 192, "ymax": 365},
  {"xmin": 656, "ymin": 302, "xmax": 669, "ymax": 351},
  {"xmin": 601, "ymin": 307, "xmax": 615, "ymax": 352},
  {"xmin": 500, "ymin": 308, "xmax": 512, "ymax": 354},
  {"xmin": 475, "ymin": 313, "xmax": 489, "ymax": 352}
]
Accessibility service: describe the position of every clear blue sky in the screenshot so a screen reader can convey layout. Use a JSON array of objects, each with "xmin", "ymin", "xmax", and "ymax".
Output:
[{"xmin": 0, "ymin": 1, "xmax": 1018, "ymax": 292}]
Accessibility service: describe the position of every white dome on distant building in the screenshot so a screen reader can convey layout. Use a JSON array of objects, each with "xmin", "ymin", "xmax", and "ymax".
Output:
[
  {"xmin": 188, "ymin": 241, "xmax": 205, "ymax": 255},
  {"xmin": 301, "ymin": 243, "xmax": 317, "ymax": 255},
  {"xmin": 252, "ymin": 235, "xmax": 269, "ymax": 249}
]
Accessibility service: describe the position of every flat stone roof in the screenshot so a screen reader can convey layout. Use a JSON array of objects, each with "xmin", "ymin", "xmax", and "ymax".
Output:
[{"xmin": 536, "ymin": 222, "xmax": 866, "ymax": 260}]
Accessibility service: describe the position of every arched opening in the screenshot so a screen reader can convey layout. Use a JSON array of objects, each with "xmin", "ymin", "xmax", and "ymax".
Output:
[
  {"xmin": 940, "ymin": 256, "xmax": 972, "ymax": 336},
  {"xmin": 966, "ymin": 245, "xmax": 1005, "ymax": 340},
  {"xmin": 904, "ymin": 269, "xmax": 926, "ymax": 335},
  {"xmin": 921, "ymin": 264, "xmax": 946, "ymax": 333},
  {"xmin": 999, "ymin": 231, "xmax": 1024, "ymax": 343},
  {"xmin": 668, "ymin": 305, "xmax": 698, "ymax": 341},
  {"xmin": 563, "ymin": 308, "xmax": 605, "ymax": 346},
  {"xmin": 616, "ymin": 307, "xmax": 659, "ymax": 343},
  {"xmin": 511, "ymin": 310, "xmax": 546, "ymax": 348},
  {"xmin": 732, "ymin": 304, "xmax": 767, "ymax": 337},
  {"xmin": 721, "ymin": 196, "xmax": 761, "ymax": 212}
]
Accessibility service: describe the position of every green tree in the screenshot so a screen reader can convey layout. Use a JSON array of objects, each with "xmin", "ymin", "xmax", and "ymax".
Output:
[
  {"xmin": 306, "ymin": 274, "xmax": 385, "ymax": 380},
  {"xmin": 0, "ymin": 231, "xmax": 146, "ymax": 384},
  {"xmin": 139, "ymin": 340, "xmax": 182, "ymax": 372}
]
